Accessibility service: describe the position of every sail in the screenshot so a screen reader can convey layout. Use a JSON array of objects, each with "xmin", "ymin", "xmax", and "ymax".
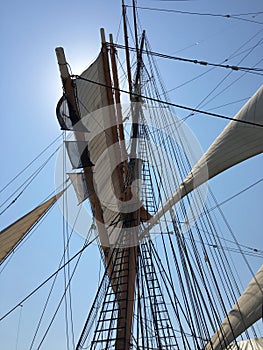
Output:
[
  {"xmin": 147, "ymin": 85, "xmax": 263, "ymax": 229},
  {"xmin": 0, "ymin": 191, "xmax": 64, "ymax": 264},
  {"xmin": 205, "ymin": 264, "xmax": 263, "ymax": 350},
  {"xmin": 75, "ymin": 51, "xmax": 109, "ymax": 116},
  {"xmin": 56, "ymin": 51, "xmax": 108, "ymax": 131},
  {"xmin": 67, "ymin": 173, "xmax": 89, "ymax": 204},
  {"xmin": 72, "ymin": 51, "xmax": 126, "ymax": 244},
  {"xmin": 227, "ymin": 338, "xmax": 263, "ymax": 350},
  {"xmin": 65, "ymin": 141, "xmax": 94, "ymax": 169}
]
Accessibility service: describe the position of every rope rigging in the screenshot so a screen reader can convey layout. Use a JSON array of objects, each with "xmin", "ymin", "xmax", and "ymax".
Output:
[
  {"xmin": 126, "ymin": 5, "xmax": 263, "ymax": 25},
  {"xmin": 0, "ymin": 145, "xmax": 62, "ymax": 216},
  {"xmin": 1, "ymin": 1, "xmax": 262, "ymax": 348},
  {"xmin": 0, "ymin": 232, "xmax": 98, "ymax": 322},
  {"xmin": 0, "ymin": 133, "xmax": 63, "ymax": 195},
  {"xmin": 112, "ymin": 43, "xmax": 263, "ymax": 74},
  {"xmin": 72, "ymin": 75, "xmax": 263, "ymax": 128},
  {"xmin": 72, "ymin": 19, "xmax": 262, "ymax": 346}
]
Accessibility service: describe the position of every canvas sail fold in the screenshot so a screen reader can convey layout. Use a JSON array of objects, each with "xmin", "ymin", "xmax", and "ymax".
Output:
[
  {"xmin": 147, "ymin": 85, "xmax": 263, "ymax": 229},
  {"xmin": 67, "ymin": 173, "xmax": 89, "ymax": 204},
  {"xmin": 204, "ymin": 264, "xmax": 263, "ymax": 350},
  {"xmin": 56, "ymin": 95, "xmax": 88, "ymax": 132},
  {"xmin": 75, "ymin": 51, "xmax": 109, "ymax": 116},
  {"xmin": 56, "ymin": 51, "xmax": 108, "ymax": 131},
  {"xmin": 180, "ymin": 84, "xmax": 263, "ymax": 192},
  {"xmin": 227, "ymin": 338, "xmax": 263, "ymax": 350},
  {"xmin": 74, "ymin": 52, "xmax": 121, "ymax": 226},
  {"xmin": 65, "ymin": 141, "xmax": 94, "ymax": 169},
  {"xmin": 0, "ymin": 191, "xmax": 64, "ymax": 265}
]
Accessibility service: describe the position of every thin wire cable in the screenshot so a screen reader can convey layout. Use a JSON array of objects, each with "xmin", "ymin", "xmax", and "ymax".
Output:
[
  {"xmin": 73, "ymin": 75, "xmax": 263, "ymax": 128},
  {"xmin": 0, "ymin": 133, "xmax": 63, "ymax": 194},
  {"xmin": 28, "ymin": 204, "xmax": 82, "ymax": 350},
  {"xmin": 0, "ymin": 145, "xmax": 61, "ymax": 215},
  {"xmin": 206, "ymin": 177, "xmax": 263, "ymax": 214},
  {"xmin": 15, "ymin": 304, "xmax": 23, "ymax": 350},
  {"xmin": 0, "ymin": 235, "xmax": 98, "ymax": 322},
  {"xmin": 113, "ymin": 43, "xmax": 263, "ymax": 74},
  {"xmin": 126, "ymin": 5, "xmax": 263, "ymax": 25},
  {"xmin": 62, "ymin": 132, "xmax": 70, "ymax": 350}
]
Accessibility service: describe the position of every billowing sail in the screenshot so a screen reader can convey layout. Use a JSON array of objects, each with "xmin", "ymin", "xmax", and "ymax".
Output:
[
  {"xmin": 0, "ymin": 191, "xmax": 64, "ymax": 265},
  {"xmin": 147, "ymin": 85, "xmax": 263, "ymax": 229},
  {"xmin": 205, "ymin": 264, "xmax": 263, "ymax": 350}
]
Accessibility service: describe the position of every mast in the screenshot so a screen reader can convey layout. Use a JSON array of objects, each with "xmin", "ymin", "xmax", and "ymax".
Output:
[
  {"xmin": 113, "ymin": 5, "xmax": 147, "ymax": 348},
  {"xmin": 109, "ymin": 33, "xmax": 127, "ymax": 165},
  {"xmin": 106, "ymin": 21, "xmax": 138, "ymax": 348},
  {"xmin": 100, "ymin": 28, "xmax": 124, "ymax": 199},
  {"xmin": 132, "ymin": 0, "xmax": 139, "ymax": 60},
  {"xmin": 130, "ymin": 30, "xmax": 145, "ymax": 160},
  {"xmin": 122, "ymin": 0, "xmax": 133, "ymax": 101}
]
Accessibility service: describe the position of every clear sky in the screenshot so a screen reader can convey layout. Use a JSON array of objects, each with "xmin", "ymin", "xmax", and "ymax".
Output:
[{"xmin": 0, "ymin": 0, "xmax": 262, "ymax": 349}]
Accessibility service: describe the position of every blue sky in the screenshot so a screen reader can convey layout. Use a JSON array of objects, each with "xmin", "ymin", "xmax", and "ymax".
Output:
[{"xmin": 0, "ymin": 0, "xmax": 262, "ymax": 349}]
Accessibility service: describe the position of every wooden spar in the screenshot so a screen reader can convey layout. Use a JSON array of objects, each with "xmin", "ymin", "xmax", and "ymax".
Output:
[
  {"xmin": 132, "ymin": 0, "xmax": 140, "ymax": 60},
  {"xmin": 122, "ymin": 0, "xmax": 133, "ymax": 101},
  {"xmin": 109, "ymin": 32, "xmax": 129, "ymax": 199},
  {"xmin": 55, "ymin": 47, "xmax": 111, "ymax": 250},
  {"xmin": 134, "ymin": 30, "xmax": 145, "ymax": 91},
  {"xmin": 55, "ymin": 48, "xmax": 78, "ymax": 117},
  {"xmin": 108, "ymin": 34, "xmax": 123, "ymax": 129},
  {"xmin": 100, "ymin": 28, "xmax": 124, "ymax": 199},
  {"xmin": 130, "ymin": 30, "xmax": 145, "ymax": 160},
  {"xmin": 115, "ymin": 244, "xmax": 138, "ymax": 350}
]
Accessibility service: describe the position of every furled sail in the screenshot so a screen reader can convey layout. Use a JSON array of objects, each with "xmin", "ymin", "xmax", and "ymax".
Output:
[
  {"xmin": 0, "ymin": 191, "xmax": 64, "ymax": 265},
  {"xmin": 147, "ymin": 85, "xmax": 263, "ymax": 229},
  {"xmin": 204, "ymin": 264, "xmax": 263, "ymax": 350}
]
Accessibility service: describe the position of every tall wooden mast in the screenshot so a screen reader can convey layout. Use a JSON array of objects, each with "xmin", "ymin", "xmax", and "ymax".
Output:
[
  {"xmin": 56, "ymin": 2, "xmax": 148, "ymax": 347},
  {"xmin": 113, "ymin": 2, "xmax": 145, "ymax": 349}
]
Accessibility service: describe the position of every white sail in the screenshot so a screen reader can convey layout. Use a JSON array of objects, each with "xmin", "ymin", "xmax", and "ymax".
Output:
[
  {"xmin": 147, "ymin": 85, "xmax": 263, "ymax": 229},
  {"xmin": 67, "ymin": 173, "xmax": 89, "ymax": 204},
  {"xmin": 227, "ymin": 338, "xmax": 263, "ymax": 350},
  {"xmin": 205, "ymin": 264, "xmax": 263, "ymax": 350},
  {"xmin": 75, "ymin": 51, "xmax": 109, "ymax": 117},
  {"xmin": 0, "ymin": 191, "xmax": 64, "ymax": 265},
  {"xmin": 73, "ymin": 52, "xmax": 124, "ymax": 241}
]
